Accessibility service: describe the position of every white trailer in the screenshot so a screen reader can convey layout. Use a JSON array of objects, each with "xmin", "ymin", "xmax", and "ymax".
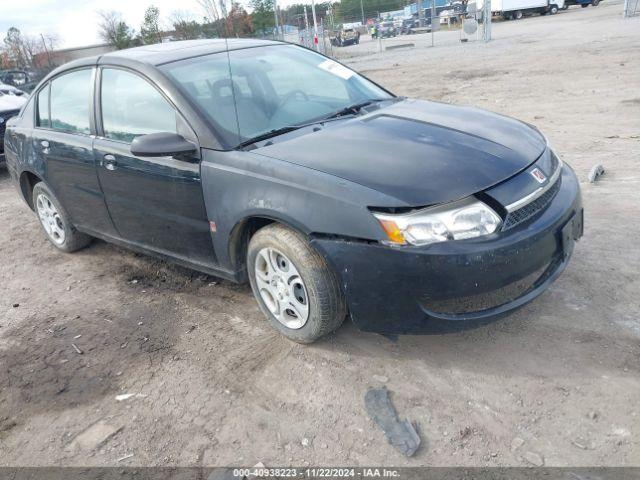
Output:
[{"xmin": 477, "ymin": 0, "xmax": 565, "ymax": 19}]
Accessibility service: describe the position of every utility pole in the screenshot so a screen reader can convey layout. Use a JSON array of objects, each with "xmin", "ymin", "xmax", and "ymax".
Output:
[
  {"xmin": 273, "ymin": 0, "xmax": 280, "ymax": 40},
  {"xmin": 304, "ymin": 5, "xmax": 310, "ymax": 47},
  {"xmin": 40, "ymin": 33, "xmax": 52, "ymax": 68},
  {"xmin": 430, "ymin": 0, "xmax": 436, "ymax": 46},
  {"xmin": 483, "ymin": 0, "xmax": 491, "ymax": 41},
  {"xmin": 417, "ymin": 0, "xmax": 425, "ymax": 27},
  {"xmin": 311, "ymin": 0, "xmax": 319, "ymax": 50},
  {"xmin": 360, "ymin": 0, "xmax": 365, "ymax": 25}
]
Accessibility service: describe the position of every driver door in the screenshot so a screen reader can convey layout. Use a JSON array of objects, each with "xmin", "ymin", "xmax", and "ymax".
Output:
[{"xmin": 94, "ymin": 67, "xmax": 216, "ymax": 266}]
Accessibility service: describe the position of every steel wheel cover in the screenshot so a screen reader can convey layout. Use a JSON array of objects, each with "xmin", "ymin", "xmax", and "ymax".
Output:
[
  {"xmin": 36, "ymin": 193, "xmax": 66, "ymax": 245},
  {"xmin": 254, "ymin": 247, "xmax": 309, "ymax": 329}
]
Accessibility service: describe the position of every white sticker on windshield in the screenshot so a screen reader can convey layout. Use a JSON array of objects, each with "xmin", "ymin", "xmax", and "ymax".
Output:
[{"xmin": 318, "ymin": 59, "xmax": 354, "ymax": 80}]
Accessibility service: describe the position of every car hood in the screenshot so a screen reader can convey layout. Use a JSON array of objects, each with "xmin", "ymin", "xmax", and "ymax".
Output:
[{"xmin": 257, "ymin": 99, "xmax": 547, "ymax": 206}]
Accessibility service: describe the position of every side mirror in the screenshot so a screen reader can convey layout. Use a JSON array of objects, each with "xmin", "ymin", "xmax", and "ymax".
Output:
[{"xmin": 131, "ymin": 132, "xmax": 197, "ymax": 158}]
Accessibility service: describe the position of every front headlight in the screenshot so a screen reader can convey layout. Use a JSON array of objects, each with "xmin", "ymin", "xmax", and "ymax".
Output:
[{"xmin": 373, "ymin": 198, "xmax": 502, "ymax": 246}]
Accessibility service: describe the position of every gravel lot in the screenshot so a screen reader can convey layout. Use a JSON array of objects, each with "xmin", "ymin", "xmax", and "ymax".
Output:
[{"xmin": 1, "ymin": 1, "xmax": 638, "ymax": 467}]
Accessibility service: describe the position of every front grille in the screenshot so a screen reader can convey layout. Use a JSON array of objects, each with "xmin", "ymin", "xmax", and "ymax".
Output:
[
  {"xmin": 503, "ymin": 175, "xmax": 562, "ymax": 230},
  {"xmin": 422, "ymin": 263, "xmax": 550, "ymax": 315}
]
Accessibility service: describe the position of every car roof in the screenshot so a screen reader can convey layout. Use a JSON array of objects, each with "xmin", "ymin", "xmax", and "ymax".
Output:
[
  {"xmin": 100, "ymin": 38, "xmax": 282, "ymax": 65},
  {"xmin": 44, "ymin": 39, "xmax": 283, "ymax": 80}
]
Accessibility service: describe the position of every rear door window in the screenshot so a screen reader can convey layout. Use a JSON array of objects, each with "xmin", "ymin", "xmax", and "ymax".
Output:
[{"xmin": 50, "ymin": 69, "xmax": 92, "ymax": 134}]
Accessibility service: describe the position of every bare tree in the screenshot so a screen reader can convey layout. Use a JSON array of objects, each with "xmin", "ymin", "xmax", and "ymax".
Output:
[
  {"xmin": 97, "ymin": 11, "xmax": 121, "ymax": 45},
  {"xmin": 41, "ymin": 33, "xmax": 60, "ymax": 53},
  {"xmin": 197, "ymin": 0, "xmax": 221, "ymax": 22},
  {"xmin": 170, "ymin": 11, "xmax": 203, "ymax": 40},
  {"xmin": 97, "ymin": 10, "xmax": 136, "ymax": 50},
  {"xmin": 1, "ymin": 28, "xmax": 61, "ymax": 70}
]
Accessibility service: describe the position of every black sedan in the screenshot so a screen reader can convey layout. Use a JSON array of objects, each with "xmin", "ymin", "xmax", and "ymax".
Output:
[{"xmin": 4, "ymin": 40, "xmax": 583, "ymax": 343}]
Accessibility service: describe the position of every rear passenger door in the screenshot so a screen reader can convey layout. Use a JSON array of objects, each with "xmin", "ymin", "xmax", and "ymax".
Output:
[
  {"xmin": 32, "ymin": 69, "xmax": 116, "ymax": 235},
  {"xmin": 93, "ymin": 67, "xmax": 215, "ymax": 266}
]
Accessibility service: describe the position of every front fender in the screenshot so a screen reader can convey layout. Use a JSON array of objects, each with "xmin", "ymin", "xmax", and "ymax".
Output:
[{"xmin": 200, "ymin": 148, "xmax": 404, "ymax": 273}]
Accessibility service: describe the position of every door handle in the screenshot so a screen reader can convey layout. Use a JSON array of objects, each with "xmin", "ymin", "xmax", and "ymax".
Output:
[{"xmin": 103, "ymin": 154, "xmax": 117, "ymax": 171}]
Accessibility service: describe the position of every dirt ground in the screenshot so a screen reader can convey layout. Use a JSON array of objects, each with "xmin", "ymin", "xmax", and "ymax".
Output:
[{"xmin": 1, "ymin": 1, "xmax": 639, "ymax": 468}]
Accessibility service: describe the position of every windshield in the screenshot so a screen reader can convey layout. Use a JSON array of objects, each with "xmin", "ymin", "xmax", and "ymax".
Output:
[{"xmin": 161, "ymin": 44, "xmax": 392, "ymax": 148}]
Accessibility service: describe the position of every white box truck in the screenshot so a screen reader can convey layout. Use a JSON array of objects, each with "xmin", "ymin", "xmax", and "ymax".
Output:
[{"xmin": 477, "ymin": 0, "xmax": 565, "ymax": 19}]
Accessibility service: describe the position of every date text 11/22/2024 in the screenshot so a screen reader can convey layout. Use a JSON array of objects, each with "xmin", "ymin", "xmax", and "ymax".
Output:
[{"xmin": 232, "ymin": 467, "xmax": 401, "ymax": 477}]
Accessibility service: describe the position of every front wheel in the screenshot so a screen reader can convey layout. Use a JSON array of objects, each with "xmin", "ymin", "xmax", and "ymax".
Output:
[
  {"xmin": 591, "ymin": 0, "xmax": 600, "ymax": 5},
  {"xmin": 33, "ymin": 182, "xmax": 91, "ymax": 252},
  {"xmin": 248, "ymin": 224, "xmax": 346, "ymax": 343},
  {"xmin": 549, "ymin": 5, "xmax": 559, "ymax": 14}
]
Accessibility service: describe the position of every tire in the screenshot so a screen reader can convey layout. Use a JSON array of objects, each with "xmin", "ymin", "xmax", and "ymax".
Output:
[
  {"xmin": 514, "ymin": 10, "xmax": 523, "ymax": 19},
  {"xmin": 561, "ymin": 4, "xmax": 568, "ymax": 9},
  {"xmin": 32, "ymin": 182, "xmax": 91, "ymax": 252},
  {"xmin": 247, "ymin": 224, "xmax": 346, "ymax": 343},
  {"xmin": 591, "ymin": 0, "xmax": 599, "ymax": 5},
  {"xmin": 550, "ymin": 5, "xmax": 559, "ymax": 14}
]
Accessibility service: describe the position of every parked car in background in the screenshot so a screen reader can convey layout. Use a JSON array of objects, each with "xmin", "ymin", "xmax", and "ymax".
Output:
[
  {"xmin": 562, "ymin": 0, "xmax": 600, "ymax": 8},
  {"xmin": 0, "ymin": 82, "xmax": 26, "ymax": 96},
  {"xmin": 378, "ymin": 21, "xmax": 398, "ymax": 38},
  {"xmin": 401, "ymin": 18, "xmax": 419, "ymax": 34},
  {"xmin": 0, "ymin": 70, "xmax": 39, "ymax": 93},
  {"xmin": 4, "ymin": 39, "xmax": 583, "ymax": 343},
  {"xmin": 477, "ymin": 0, "xmax": 565, "ymax": 18},
  {"xmin": 0, "ymin": 90, "xmax": 27, "ymax": 165},
  {"xmin": 330, "ymin": 27, "xmax": 361, "ymax": 47}
]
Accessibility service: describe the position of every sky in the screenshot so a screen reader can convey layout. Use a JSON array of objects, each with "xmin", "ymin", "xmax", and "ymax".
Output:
[{"xmin": 2, "ymin": 0, "xmax": 303, "ymax": 49}]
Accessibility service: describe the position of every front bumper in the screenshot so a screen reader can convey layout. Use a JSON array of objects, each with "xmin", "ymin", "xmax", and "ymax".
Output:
[{"xmin": 312, "ymin": 165, "xmax": 583, "ymax": 334}]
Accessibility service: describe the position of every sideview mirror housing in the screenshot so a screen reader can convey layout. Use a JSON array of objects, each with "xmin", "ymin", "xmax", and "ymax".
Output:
[{"xmin": 131, "ymin": 132, "xmax": 197, "ymax": 158}]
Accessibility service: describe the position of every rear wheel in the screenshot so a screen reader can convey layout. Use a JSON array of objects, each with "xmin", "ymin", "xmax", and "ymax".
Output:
[
  {"xmin": 591, "ymin": 0, "xmax": 599, "ymax": 5},
  {"xmin": 247, "ymin": 224, "xmax": 346, "ymax": 343},
  {"xmin": 549, "ymin": 5, "xmax": 559, "ymax": 14},
  {"xmin": 514, "ymin": 10, "xmax": 524, "ymax": 19},
  {"xmin": 33, "ymin": 182, "xmax": 91, "ymax": 252}
]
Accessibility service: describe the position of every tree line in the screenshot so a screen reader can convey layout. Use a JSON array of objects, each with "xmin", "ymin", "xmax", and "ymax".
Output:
[
  {"xmin": 1, "ymin": 27, "xmax": 59, "ymax": 70},
  {"xmin": 0, "ymin": 0, "xmax": 410, "ymax": 70},
  {"xmin": 98, "ymin": 0, "xmax": 409, "ymax": 50}
]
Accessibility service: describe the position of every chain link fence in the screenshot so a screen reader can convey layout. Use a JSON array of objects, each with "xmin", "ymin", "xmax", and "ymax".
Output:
[
  {"xmin": 623, "ymin": 0, "xmax": 640, "ymax": 16},
  {"xmin": 254, "ymin": 2, "xmax": 490, "ymax": 60}
]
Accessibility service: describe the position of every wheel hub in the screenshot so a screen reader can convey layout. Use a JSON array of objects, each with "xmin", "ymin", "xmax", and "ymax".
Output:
[
  {"xmin": 272, "ymin": 276, "xmax": 289, "ymax": 300},
  {"xmin": 254, "ymin": 247, "xmax": 309, "ymax": 330},
  {"xmin": 36, "ymin": 193, "xmax": 66, "ymax": 245}
]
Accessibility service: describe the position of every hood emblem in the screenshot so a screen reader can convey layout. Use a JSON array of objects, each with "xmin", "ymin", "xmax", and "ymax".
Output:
[{"xmin": 530, "ymin": 168, "xmax": 547, "ymax": 184}]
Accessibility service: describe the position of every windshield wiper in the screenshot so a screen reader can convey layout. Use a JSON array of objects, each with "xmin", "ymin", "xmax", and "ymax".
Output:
[
  {"xmin": 324, "ymin": 98, "xmax": 387, "ymax": 120},
  {"xmin": 236, "ymin": 126, "xmax": 301, "ymax": 149},
  {"xmin": 235, "ymin": 98, "xmax": 395, "ymax": 149}
]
